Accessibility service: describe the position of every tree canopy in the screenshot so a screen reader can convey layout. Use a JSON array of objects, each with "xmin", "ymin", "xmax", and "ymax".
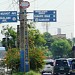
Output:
[{"xmin": 51, "ymin": 38, "xmax": 72, "ymax": 58}]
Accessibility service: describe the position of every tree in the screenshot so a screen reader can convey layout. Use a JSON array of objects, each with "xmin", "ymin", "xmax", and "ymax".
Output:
[
  {"xmin": 5, "ymin": 48, "xmax": 20, "ymax": 72},
  {"xmin": 43, "ymin": 32, "xmax": 54, "ymax": 49},
  {"xmin": 29, "ymin": 47, "xmax": 45, "ymax": 71},
  {"xmin": 29, "ymin": 29, "xmax": 46, "ymax": 48},
  {"xmin": 43, "ymin": 32, "xmax": 55, "ymax": 58},
  {"xmin": 51, "ymin": 38, "xmax": 72, "ymax": 58},
  {"xmin": 2, "ymin": 23, "xmax": 47, "ymax": 71},
  {"xmin": 28, "ymin": 27, "xmax": 46, "ymax": 70},
  {"xmin": 1, "ymin": 25, "xmax": 17, "ymax": 48}
]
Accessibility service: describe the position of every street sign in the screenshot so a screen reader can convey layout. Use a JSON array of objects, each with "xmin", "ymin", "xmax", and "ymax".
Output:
[
  {"xmin": 20, "ymin": 1, "xmax": 30, "ymax": 9},
  {"xmin": 0, "ymin": 11, "xmax": 17, "ymax": 23},
  {"xmin": 34, "ymin": 10, "xmax": 57, "ymax": 22}
]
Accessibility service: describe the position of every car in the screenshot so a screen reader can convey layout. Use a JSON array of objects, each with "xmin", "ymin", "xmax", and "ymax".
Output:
[
  {"xmin": 70, "ymin": 58, "xmax": 75, "ymax": 75},
  {"xmin": 0, "ymin": 66, "xmax": 12, "ymax": 74},
  {"xmin": 41, "ymin": 59, "xmax": 54, "ymax": 75},
  {"xmin": 67, "ymin": 58, "xmax": 73, "ymax": 67},
  {"xmin": 0, "ymin": 59, "xmax": 12, "ymax": 74},
  {"xmin": 0, "ymin": 67, "xmax": 5, "ymax": 75},
  {"xmin": 53, "ymin": 58, "xmax": 70, "ymax": 75}
]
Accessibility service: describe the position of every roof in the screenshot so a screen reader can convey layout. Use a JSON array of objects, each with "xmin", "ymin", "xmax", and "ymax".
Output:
[{"xmin": 0, "ymin": 47, "xmax": 5, "ymax": 50}]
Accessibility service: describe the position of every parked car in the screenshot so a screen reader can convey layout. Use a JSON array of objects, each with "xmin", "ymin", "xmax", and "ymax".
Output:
[
  {"xmin": 53, "ymin": 58, "xmax": 70, "ymax": 75},
  {"xmin": 0, "ymin": 59, "xmax": 12, "ymax": 74},
  {"xmin": 67, "ymin": 58, "xmax": 73, "ymax": 67},
  {"xmin": 70, "ymin": 58, "xmax": 75, "ymax": 75},
  {"xmin": 41, "ymin": 59, "xmax": 54, "ymax": 75}
]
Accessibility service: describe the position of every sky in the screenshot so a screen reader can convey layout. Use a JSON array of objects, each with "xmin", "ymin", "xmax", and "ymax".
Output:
[{"xmin": 0, "ymin": 0, "xmax": 74, "ymax": 40}]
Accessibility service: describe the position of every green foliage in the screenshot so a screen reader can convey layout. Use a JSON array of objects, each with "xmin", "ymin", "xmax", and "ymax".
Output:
[
  {"xmin": 5, "ymin": 48, "xmax": 20, "ymax": 72},
  {"xmin": 1, "ymin": 23, "xmax": 73, "ymax": 73},
  {"xmin": 25, "ymin": 71, "xmax": 41, "ymax": 75},
  {"xmin": 28, "ymin": 28, "xmax": 46, "ymax": 71},
  {"xmin": 12, "ymin": 72, "xmax": 25, "ymax": 75},
  {"xmin": 44, "ymin": 50, "xmax": 53, "ymax": 58},
  {"xmin": 41, "ymin": 46, "xmax": 53, "ymax": 58},
  {"xmin": 29, "ymin": 48, "xmax": 45, "ymax": 71},
  {"xmin": 29, "ymin": 29, "xmax": 46, "ymax": 48},
  {"xmin": 1, "ymin": 25, "xmax": 17, "ymax": 48},
  {"xmin": 12, "ymin": 71, "xmax": 41, "ymax": 75},
  {"xmin": 1, "ymin": 25, "xmax": 17, "ymax": 39},
  {"xmin": 43, "ymin": 32, "xmax": 54, "ymax": 49},
  {"xmin": 51, "ymin": 38, "xmax": 72, "ymax": 58}
]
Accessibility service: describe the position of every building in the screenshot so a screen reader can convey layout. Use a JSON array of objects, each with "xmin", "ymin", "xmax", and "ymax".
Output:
[{"xmin": 53, "ymin": 34, "xmax": 66, "ymax": 38}]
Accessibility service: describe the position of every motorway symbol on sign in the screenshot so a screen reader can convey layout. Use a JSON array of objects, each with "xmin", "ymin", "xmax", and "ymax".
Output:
[
  {"xmin": 33, "ymin": 10, "xmax": 57, "ymax": 22},
  {"xmin": 0, "ymin": 11, "xmax": 17, "ymax": 23}
]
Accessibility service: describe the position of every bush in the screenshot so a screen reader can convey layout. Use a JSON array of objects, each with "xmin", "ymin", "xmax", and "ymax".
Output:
[
  {"xmin": 5, "ymin": 48, "xmax": 20, "ymax": 72},
  {"xmin": 25, "ymin": 71, "xmax": 41, "ymax": 75},
  {"xmin": 29, "ymin": 48, "xmax": 45, "ymax": 71},
  {"xmin": 12, "ymin": 71, "xmax": 41, "ymax": 75},
  {"xmin": 12, "ymin": 72, "xmax": 25, "ymax": 75}
]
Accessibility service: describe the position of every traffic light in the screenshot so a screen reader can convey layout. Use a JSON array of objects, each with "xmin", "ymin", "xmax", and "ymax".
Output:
[
  {"xmin": 2, "ymin": 38, "xmax": 9, "ymax": 47},
  {"xmin": 2, "ymin": 38, "xmax": 6, "ymax": 47}
]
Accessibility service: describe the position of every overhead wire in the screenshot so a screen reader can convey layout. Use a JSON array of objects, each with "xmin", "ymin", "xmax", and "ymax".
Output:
[
  {"xmin": 6, "ymin": 0, "xmax": 37, "ymax": 11},
  {"xmin": 0, "ymin": 0, "xmax": 73, "ymax": 37},
  {"xmin": 34, "ymin": 0, "xmax": 66, "ymax": 9},
  {"xmin": 0, "ymin": 0, "xmax": 9, "ymax": 4},
  {"xmin": 35, "ymin": 0, "xmax": 73, "ymax": 29},
  {"xmin": 1, "ymin": 0, "xmax": 73, "ymax": 28},
  {"xmin": 6, "ymin": 0, "xmax": 19, "ymax": 11},
  {"xmin": 54, "ymin": 0, "xmax": 66, "ymax": 9},
  {"xmin": 0, "ymin": 0, "xmax": 11, "ymax": 8}
]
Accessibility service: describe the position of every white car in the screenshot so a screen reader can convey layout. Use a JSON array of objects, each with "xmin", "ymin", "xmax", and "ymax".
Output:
[
  {"xmin": 41, "ymin": 59, "xmax": 54, "ymax": 74},
  {"xmin": 0, "ymin": 67, "xmax": 5, "ymax": 74},
  {"xmin": 41, "ymin": 64, "xmax": 53, "ymax": 74},
  {"xmin": 0, "ymin": 67, "xmax": 12, "ymax": 74},
  {"xmin": 5, "ymin": 67, "xmax": 12, "ymax": 74}
]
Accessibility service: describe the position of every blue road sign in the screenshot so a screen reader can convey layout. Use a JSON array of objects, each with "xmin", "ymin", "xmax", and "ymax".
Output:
[
  {"xmin": 0, "ymin": 11, "xmax": 17, "ymax": 23},
  {"xmin": 34, "ymin": 10, "xmax": 57, "ymax": 22}
]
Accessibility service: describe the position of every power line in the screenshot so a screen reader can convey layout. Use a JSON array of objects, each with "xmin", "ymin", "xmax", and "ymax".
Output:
[
  {"xmin": 6, "ymin": 0, "xmax": 19, "ymax": 11},
  {"xmin": 54, "ymin": 0, "xmax": 66, "ymax": 9},
  {"xmin": 6, "ymin": 0, "xmax": 37, "ymax": 11},
  {"xmin": 0, "ymin": 0, "xmax": 9, "ymax": 4},
  {"xmin": 34, "ymin": 0, "xmax": 66, "ymax": 9}
]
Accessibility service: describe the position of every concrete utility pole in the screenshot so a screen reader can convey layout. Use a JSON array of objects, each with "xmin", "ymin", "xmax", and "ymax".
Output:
[
  {"xmin": 19, "ymin": 0, "xmax": 30, "ymax": 72},
  {"xmin": 19, "ymin": 0, "xmax": 25, "ymax": 72},
  {"xmin": 19, "ymin": 0, "xmax": 24, "ymax": 53}
]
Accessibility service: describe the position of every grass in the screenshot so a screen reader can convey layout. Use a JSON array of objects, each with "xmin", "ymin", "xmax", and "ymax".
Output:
[{"xmin": 12, "ymin": 70, "xmax": 41, "ymax": 75}]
